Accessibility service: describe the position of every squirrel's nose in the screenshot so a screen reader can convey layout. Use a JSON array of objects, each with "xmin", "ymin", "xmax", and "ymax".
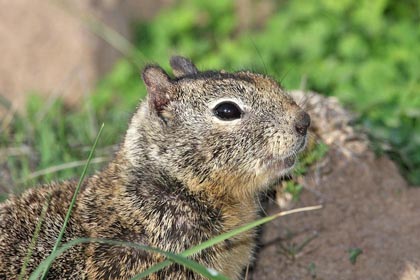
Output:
[{"xmin": 294, "ymin": 111, "xmax": 310, "ymax": 136}]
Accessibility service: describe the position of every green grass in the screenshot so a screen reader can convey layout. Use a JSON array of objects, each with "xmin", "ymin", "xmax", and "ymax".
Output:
[
  {"xmin": 29, "ymin": 198, "xmax": 321, "ymax": 279},
  {"xmin": 0, "ymin": 93, "xmax": 132, "ymax": 197},
  {"xmin": 348, "ymin": 247, "xmax": 363, "ymax": 265},
  {"xmin": 30, "ymin": 205, "xmax": 322, "ymax": 279}
]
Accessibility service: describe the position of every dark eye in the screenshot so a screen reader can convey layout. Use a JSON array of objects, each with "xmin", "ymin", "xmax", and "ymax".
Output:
[{"xmin": 213, "ymin": 101, "xmax": 243, "ymax": 121}]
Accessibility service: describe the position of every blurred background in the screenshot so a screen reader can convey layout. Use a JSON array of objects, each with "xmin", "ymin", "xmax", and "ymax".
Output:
[{"xmin": 1, "ymin": 0, "xmax": 419, "ymax": 199}]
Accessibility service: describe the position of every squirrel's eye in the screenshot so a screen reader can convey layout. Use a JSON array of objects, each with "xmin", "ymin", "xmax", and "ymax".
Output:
[{"xmin": 213, "ymin": 101, "xmax": 242, "ymax": 121}]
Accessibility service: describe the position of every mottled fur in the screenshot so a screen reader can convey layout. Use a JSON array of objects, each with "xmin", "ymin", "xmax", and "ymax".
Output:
[{"xmin": 0, "ymin": 56, "xmax": 309, "ymax": 279}]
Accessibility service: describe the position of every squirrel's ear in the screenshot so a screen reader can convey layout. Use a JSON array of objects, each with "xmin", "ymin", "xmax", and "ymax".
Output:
[
  {"xmin": 142, "ymin": 65, "xmax": 174, "ymax": 114},
  {"xmin": 170, "ymin": 56, "xmax": 199, "ymax": 77}
]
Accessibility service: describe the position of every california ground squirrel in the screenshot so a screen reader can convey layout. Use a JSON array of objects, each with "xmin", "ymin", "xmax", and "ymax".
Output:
[{"xmin": 0, "ymin": 56, "xmax": 310, "ymax": 279}]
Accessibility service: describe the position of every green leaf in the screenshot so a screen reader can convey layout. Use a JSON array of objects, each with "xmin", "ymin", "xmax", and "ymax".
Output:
[{"xmin": 348, "ymin": 247, "xmax": 363, "ymax": 265}]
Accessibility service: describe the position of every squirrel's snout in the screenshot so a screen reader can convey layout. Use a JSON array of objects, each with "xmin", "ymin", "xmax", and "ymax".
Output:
[{"xmin": 294, "ymin": 111, "xmax": 311, "ymax": 136}]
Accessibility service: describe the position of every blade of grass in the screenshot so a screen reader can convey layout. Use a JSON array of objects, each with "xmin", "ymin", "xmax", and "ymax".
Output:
[
  {"xmin": 18, "ymin": 193, "xmax": 52, "ymax": 280},
  {"xmin": 19, "ymin": 156, "xmax": 109, "ymax": 183},
  {"xmin": 40, "ymin": 123, "xmax": 104, "ymax": 280},
  {"xmin": 131, "ymin": 205, "xmax": 323, "ymax": 279},
  {"xmin": 29, "ymin": 205, "xmax": 321, "ymax": 279},
  {"xmin": 29, "ymin": 238, "xmax": 229, "ymax": 280}
]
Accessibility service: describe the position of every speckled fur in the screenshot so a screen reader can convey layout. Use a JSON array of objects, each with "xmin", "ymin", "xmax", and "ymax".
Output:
[{"xmin": 0, "ymin": 56, "xmax": 309, "ymax": 279}]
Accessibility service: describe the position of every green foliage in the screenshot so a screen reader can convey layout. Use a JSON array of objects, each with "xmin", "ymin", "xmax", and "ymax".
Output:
[
  {"xmin": 1, "ymin": 95, "xmax": 127, "ymax": 191},
  {"xmin": 308, "ymin": 262, "xmax": 317, "ymax": 278},
  {"xmin": 277, "ymin": 230, "xmax": 319, "ymax": 260},
  {"xmin": 284, "ymin": 182, "xmax": 304, "ymax": 202},
  {"xmin": 294, "ymin": 142, "xmax": 329, "ymax": 176},
  {"xmin": 284, "ymin": 142, "xmax": 328, "ymax": 201},
  {"xmin": 1, "ymin": 62, "xmax": 143, "ymax": 192},
  {"xmin": 348, "ymin": 247, "xmax": 363, "ymax": 265}
]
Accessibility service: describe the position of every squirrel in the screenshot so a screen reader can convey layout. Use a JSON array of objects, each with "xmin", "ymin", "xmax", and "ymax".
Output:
[{"xmin": 0, "ymin": 56, "xmax": 310, "ymax": 279}]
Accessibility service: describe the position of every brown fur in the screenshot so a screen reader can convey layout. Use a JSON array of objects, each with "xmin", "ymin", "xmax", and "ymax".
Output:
[{"xmin": 0, "ymin": 56, "xmax": 310, "ymax": 279}]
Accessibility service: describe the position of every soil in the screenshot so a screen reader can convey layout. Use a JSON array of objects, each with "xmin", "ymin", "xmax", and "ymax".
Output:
[
  {"xmin": 249, "ymin": 149, "xmax": 420, "ymax": 280},
  {"xmin": 249, "ymin": 92, "xmax": 420, "ymax": 280}
]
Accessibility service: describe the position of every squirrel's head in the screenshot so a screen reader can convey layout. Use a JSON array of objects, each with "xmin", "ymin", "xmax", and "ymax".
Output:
[{"xmin": 124, "ymin": 56, "xmax": 310, "ymax": 199}]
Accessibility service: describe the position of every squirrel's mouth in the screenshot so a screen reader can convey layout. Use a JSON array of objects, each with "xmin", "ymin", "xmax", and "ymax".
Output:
[
  {"xmin": 263, "ymin": 154, "xmax": 296, "ymax": 171},
  {"xmin": 259, "ymin": 137, "xmax": 307, "ymax": 176}
]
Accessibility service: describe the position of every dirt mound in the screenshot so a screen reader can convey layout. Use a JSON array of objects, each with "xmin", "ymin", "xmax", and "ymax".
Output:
[{"xmin": 250, "ymin": 91, "xmax": 420, "ymax": 280}]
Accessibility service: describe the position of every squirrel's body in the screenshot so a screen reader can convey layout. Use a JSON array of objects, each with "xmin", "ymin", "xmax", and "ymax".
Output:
[{"xmin": 0, "ymin": 57, "xmax": 310, "ymax": 279}]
